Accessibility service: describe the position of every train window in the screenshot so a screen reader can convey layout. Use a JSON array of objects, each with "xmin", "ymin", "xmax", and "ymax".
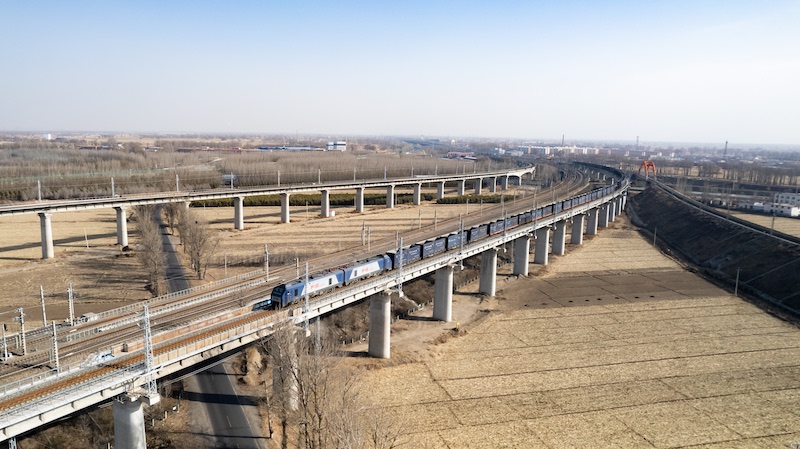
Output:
[{"xmin": 329, "ymin": 278, "xmax": 333, "ymax": 285}]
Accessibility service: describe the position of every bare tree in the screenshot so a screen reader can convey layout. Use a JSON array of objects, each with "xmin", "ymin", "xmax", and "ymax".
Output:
[
  {"xmin": 134, "ymin": 205, "xmax": 166, "ymax": 296},
  {"xmin": 263, "ymin": 324, "xmax": 401, "ymax": 449},
  {"xmin": 162, "ymin": 202, "xmax": 183, "ymax": 235},
  {"xmin": 177, "ymin": 208, "xmax": 218, "ymax": 279}
]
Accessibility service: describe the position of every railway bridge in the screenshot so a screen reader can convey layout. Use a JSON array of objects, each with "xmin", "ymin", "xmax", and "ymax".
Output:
[
  {"xmin": 0, "ymin": 164, "xmax": 627, "ymax": 448},
  {"xmin": 0, "ymin": 167, "xmax": 534, "ymax": 260}
]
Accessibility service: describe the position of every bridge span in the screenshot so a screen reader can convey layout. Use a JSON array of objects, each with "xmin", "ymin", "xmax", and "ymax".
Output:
[
  {"xmin": 0, "ymin": 167, "xmax": 534, "ymax": 260},
  {"xmin": 0, "ymin": 165, "xmax": 627, "ymax": 447}
]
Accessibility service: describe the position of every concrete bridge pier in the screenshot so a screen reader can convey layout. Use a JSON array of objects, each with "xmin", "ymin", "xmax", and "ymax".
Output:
[
  {"xmin": 114, "ymin": 206, "xmax": 128, "ymax": 247},
  {"xmin": 233, "ymin": 196, "xmax": 245, "ymax": 230},
  {"xmin": 281, "ymin": 193, "xmax": 291, "ymax": 223},
  {"xmin": 479, "ymin": 248, "xmax": 498, "ymax": 296},
  {"xmin": 552, "ymin": 220, "xmax": 566, "ymax": 256},
  {"xmin": 413, "ymin": 184, "xmax": 422, "ymax": 205},
  {"xmin": 368, "ymin": 291, "xmax": 392, "ymax": 358},
  {"xmin": 38, "ymin": 212, "xmax": 54, "ymax": 259},
  {"xmin": 433, "ymin": 265, "xmax": 454, "ymax": 322},
  {"xmin": 321, "ymin": 190, "xmax": 331, "ymax": 217},
  {"xmin": 599, "ymin": 204, "xmax": 609, "ymax": 227},
  {"xmin": 437, "ymin": 182, "xmax": 445, "ymax": 200},
  {"xmin": 113, "ymin": 395, "xmax": 147, "ymax": 449},
  {"xmin": 355, "ymin": 187, "xmax": 365, "ymax": 212},
  {"xmin": 456, "ymin": 180, "xmax": 465, "ymax": 196},
  {"xmin": 500, "ymin": 175, "xmax": 509, "ymax": 190},
  {"xmin": 512, "ymin": 235, "xmax": 530, "ymax": 276},
  {"xmin": 586, "ymin": 208, "xmax": 599, "ymax": 235},
  {"xmin": 621, "ymin": 194, "xmax": 627, "ymax": 211},
  {"xmin": 534, "ymin": 227, "xmax": 550, "ymax": 265},
  {"xmin": 386, "ymin": 185, "xmax": 395, "ymax": 209},
  {"xmin": 488, "ymin": 177, "xmax": 497, "ymax": 193},
  {"xmin": 474, "ymin": 178, "xmax": 483, "ymax": 195},
  {"xmin": 571, "ymin": 214, "xmax": 585, "ymax": 245}
]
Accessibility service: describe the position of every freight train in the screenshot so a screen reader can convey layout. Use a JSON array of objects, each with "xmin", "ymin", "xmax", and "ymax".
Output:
[{"xmin": 255, "ymin": 183, "xmax": 622, "ymax": 310}]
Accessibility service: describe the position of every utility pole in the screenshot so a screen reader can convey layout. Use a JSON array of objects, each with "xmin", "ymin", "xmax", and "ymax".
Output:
[
  {"xmin": 142, "ymin": 305, "xmax": 157, "ymax": 400},
  {"xmin": 111, "ymin": 177, "xmax": 115, "ymax": 198},
  {"xmin": 67, "ymin": 282, "xmax": 75, "ymax": 326},
  {"xmin": 14, "ymin": 308, "xmax": 26, "ymax": 356},
  {"xmin": 394, "ymin": 238, "xmax": 404, "ymax": 298},
  {"xmin": 37, "ymin": 180, "xmax": 42, "ymax": 201},
  {"xmin": 51, "ymin": 321, "xmax": 60, "ymax": 372},
  {"xmin": 304, "ymin": 262, "xmax": 310, "ymax": 330},
  {"xmin": 734, "ymin": 267, "xmax": 741, "ymax": 296},
  {"xmin": 2, "ymin": 324, "xmax": 8, "ymax": 360},
  {"xmin": 40, "ymin": 285, "xmax": 47, "ymax": 327},
  {"xmin": 264, "ymin": 244, "xmax": 269, "ymax": 280},
  {"xmin": 176, "ymin": 173, "xmax": 180, "ymax": 192}
]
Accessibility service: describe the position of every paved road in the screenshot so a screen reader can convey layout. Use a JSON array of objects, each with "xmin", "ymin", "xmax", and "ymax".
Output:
[{"xmin": 157, "ymin": 208, "xmax": 265, "ymax": 448}]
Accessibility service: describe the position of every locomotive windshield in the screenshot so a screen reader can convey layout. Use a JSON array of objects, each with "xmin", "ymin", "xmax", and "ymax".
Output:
[{"xmin": 271, "ymin": 285, "xmax": 286, "ymax": 297}]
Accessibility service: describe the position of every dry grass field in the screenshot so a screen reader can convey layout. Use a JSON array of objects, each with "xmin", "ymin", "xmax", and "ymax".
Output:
[
  {"xmin": 725, "ymin": 211, "xmax": 800, "ymax": 238},
  {"xmin": 352, "ymin": 219, "xmax": 800, "ymax": 448}
]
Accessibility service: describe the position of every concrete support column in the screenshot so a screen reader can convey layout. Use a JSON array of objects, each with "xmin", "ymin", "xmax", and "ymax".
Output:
[
  {"xmin": 386, "ymin": 185, "xmax": 395, "ymax": 208},
  {"xmin": 479, "ymin": 248, "xmax": 498, "ymax": 296},
  {"xmin": 586, "ymin": 208, "xmax": 599, "ymax": 235},
  {"xmin": 114, "ymin": 206, "xmax": 128, "ymax": 247},
  {"xmin": 456, "ymin": 180, "xmax": 465, "ymax": 196},
  {"xmin": 413, "ymin": 184, "xmax": 422, "ymax": 206},
  {"xmin": 474, "ymin": 178, "xmax": 483, "ymax": 195},
  {"xmin": 433, "ymin": 265, "xmax": 454, "ymax": 322},
  {"xmin": 599, "ymin": 205, "xmax": 609, "ymax": 228},
  {"xmin": 182, "ymin": 201, "xmax": 191, "ymax": 210},
  {"xmin": 280, "ymin": 193, "xmax": 291, "ymax": 223},
  {"xmin": 368, "ymin": 291, "xmax": 391, "ymax": 358},
  {"xmin": 571, "ymin": 214, "xmax": 585, "ymax": 245},
  {"xmin": 609, "ymin": 201, "xmax": 617, "ymax": 222},
  {"xmin": 355, "ymin": 187, "xmax": 364, "ymax": 213},
  {"xmin": 621, "ymin": 194, "xmax": 627, "ymax": 211},
  {"xmin": 321, "ymin": 190, "xmax": 330, "ymax": 218},
  {"xmin": 512, "ymin": 235, "xmax": 530, "ymax": 276},
  {"xmin": 233, "ymin": 196, "xmax": 245, "ymax": 230},
  {"xmin": 38, "ymin": 212, "xmax": 54, "ymax": 259},
  {"xmin": 552, "ymin": 221, "xmax": 566, "ymax": 256},
  {"xmin": 534, "ymin": 227, "xmax": 550, "ymax": 265},
  {"xmin": 500, "ymin": 175, "xmax": 509, "ymax": 190},
  {"xmin": 437, "ymin": 182, "xmax": 445, "ymax": 200},
  {"xmin": 488, "ymin": 177, "xmax": 497, "ymax": 193},
  {"xmin": 113, "ymin": 395, "xmax": 146, "ymax": 449}
]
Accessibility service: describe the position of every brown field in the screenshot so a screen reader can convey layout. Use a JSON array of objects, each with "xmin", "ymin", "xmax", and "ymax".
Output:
[
  {"xmin": 349, "ymin": 218, "xmax": 800, "ymax": 448},
  {"xmin": 725, "ymin": 211, "xmax": 800, "ymax": 238}
]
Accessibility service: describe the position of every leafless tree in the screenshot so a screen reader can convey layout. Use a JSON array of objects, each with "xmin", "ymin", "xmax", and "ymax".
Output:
[
  {"xmin": 162, "ymin": 202, "xmax": 183, "ymax": 235},
  {"xmin": 177, "ymin": 208, "xmax": 218, "ymax": 279},
  {"xmin": 134, "ymin": 205, "xmax": 166, "ymax": 296},
  {"xmin": 263, "ymin": 324, "xmax": 401, "ymax": 449}
]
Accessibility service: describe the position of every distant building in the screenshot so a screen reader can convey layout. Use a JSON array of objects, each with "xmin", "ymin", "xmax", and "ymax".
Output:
[
  {"xmin": 775, "ymin": 192, "xmax": 800, "ymax": 207},
  {"xmin": 765, "ymin": 203, "xmax": 800, "ymax": 217},
  {"xmin": 326, "ymin": 141, "xmax": 346, "ymax": 151}
]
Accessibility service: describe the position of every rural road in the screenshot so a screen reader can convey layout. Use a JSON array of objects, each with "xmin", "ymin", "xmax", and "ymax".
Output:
[{"xmin": 158, "ymin": 209, "xmax": 266, "ymax": 448}]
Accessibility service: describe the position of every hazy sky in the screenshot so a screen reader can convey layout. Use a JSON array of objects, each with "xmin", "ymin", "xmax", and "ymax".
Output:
[{"xmin": 1, "ymin": 1, "xmax": 798, "ymax": 145}]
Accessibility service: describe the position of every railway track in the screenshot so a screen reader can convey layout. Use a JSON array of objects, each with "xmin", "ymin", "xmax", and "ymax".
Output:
[{"xmin": 0, "ymin": 164, "xmax": 592, "ymax": 406}]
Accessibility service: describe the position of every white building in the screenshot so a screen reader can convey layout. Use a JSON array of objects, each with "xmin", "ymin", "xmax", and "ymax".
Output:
[
  {"xmin": 775, "ymin": 192, "xmax": 800, "ymax": 207},
  {"xmin": 764, "ymin": 203, "xmax": 800, "ymax": 217},
  {"xmin": 326, "ymin": 141, "xmax": 346, "ymax": 151}
]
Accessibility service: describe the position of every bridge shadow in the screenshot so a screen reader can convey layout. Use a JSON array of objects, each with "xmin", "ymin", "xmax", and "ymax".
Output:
[
  {"xmin": 0, "ymin": 232, "xmax": 117, "ymax": 254},
  {"xmin": 184, "ymin": 390, "xmax": 261, "ymax": 407},
  {"xmin": 403, "ymin": 315, "xmax": 437, "ymax": 322}
]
